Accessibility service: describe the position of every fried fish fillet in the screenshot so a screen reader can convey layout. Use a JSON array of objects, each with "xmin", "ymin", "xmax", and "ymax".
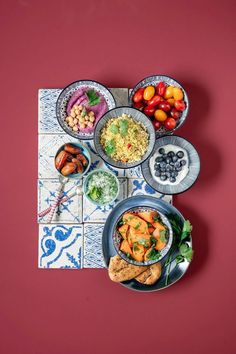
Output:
[
  {"xmin": 135, "ymin": 262, "xmax": 162, "ymax": 285},
  {"xmin": 108, "ymin": 255, "xmax": 147, "ymax": 282}
]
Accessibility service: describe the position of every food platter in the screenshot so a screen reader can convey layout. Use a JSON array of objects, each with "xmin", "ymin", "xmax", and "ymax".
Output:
[
  {"xmin": 102, "ymin": 195, "xmax": 192, "ymax": 292},
  {"xmin": 38, "ymin": 76, "xmax": 199, "ymax": 291}
]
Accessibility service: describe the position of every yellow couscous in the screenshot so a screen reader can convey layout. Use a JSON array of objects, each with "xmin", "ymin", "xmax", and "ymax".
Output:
[{"xmin": 100, "ymin": 114, "xmax": 149, "ymax": 163}]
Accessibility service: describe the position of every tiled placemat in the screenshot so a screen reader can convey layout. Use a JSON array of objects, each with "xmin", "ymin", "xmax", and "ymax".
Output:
[{"xmin": 38, "ymin": 88, "xmax": 173, "ymax": 269}]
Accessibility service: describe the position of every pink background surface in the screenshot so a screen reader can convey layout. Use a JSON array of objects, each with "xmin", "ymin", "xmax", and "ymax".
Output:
[{"xmin": 0, "ymin": 1, "xmax": 235, "ymax": 353}]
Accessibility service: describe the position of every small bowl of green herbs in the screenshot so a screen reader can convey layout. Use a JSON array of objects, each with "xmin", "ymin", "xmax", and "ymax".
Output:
[{"xmin": 83, "ymin": 169, "xmax": 120, "ymax": 206}]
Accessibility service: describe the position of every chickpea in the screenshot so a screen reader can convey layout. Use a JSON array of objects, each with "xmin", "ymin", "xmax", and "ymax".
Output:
[
  {"xmin": 66, "ymin": 116, "xmax": 71, "ymax": 122},
  {"xmin": 79, "ymin": 117, "xmax": 85, "ymax": 123},
  {"xmin": 69, "ymin": 121, "xmax": 75, "ymax": 127},
  {"xmin": 78, "ymin": 105, "xmax": 83, "ymax": 111},
  {"xmin": 70, "ymin": 111, "xmax": 76, "ymax": 118},
  {"xmin": 73, "ymin": 125, "xmax": 78, "ymax": 131},
  {"xmin": 87, "ymin": 121, "xmax": 93, "ymax": 128},
  {"xmin": 88, "ymin": 111, "xmax": 94, "ymax": 117},
  {"xmin": 73, "ymin": 118, "xmax": 78, "ymax": 124},
  {"xmin": 85, "ymin": 115, "xmax": 89, "ymax": 121},
  {"xmin": 68, "ymin": 116, "xmax": 73, "ymax": 124},
  {"xmin": 89, "ymin": 116, "xmax": 95, "ymax": 123},
  {"xmin": 80, "ymin": 123, "xmax": 86, "ymax": 129}
]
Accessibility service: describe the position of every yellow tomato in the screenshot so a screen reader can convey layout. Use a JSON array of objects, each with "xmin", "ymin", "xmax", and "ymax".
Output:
[
  {"xmin": 167, "ymin": 98, "xmax": 175, "ymax": 106},
  {"xmin": 164, "ymin": 86, "xmax": 174, "ymax": 99},
  {"xmin": 173, "ymin": 87, "xmax": 184, "ymax": 100},
  {"xmin": 154, "ymin": 109, "xmax": 167, "ymax": 122},
  {"xmin": 143, "ymin": 86, "xmax": 155, "ymax": 101}
]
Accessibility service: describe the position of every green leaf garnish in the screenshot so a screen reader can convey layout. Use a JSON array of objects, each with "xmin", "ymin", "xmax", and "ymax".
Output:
[
  {"xmin": 86, "ymin": 89, "xmax": 101, "ymax": 106},
  {"xmin": 180, "ymin": 220, "xmax": 193, "ymax": 242},
  {"xmin": 147, "ymin": 222, "xmax": 152, "ymax": 227},
  {"xmin": 160, "ymin": 229, "xmax": 167, "ymax": 243},
  {"xmin": 137, "ymin": 238, "xmax": 149, "ymax": 247},
  {"xmin": 109, "ymin": 124, "xmax": 119, "ymax": 134},
  {"xmin": 150, "ymin": 237, "xmax": 157, "ymax": 246},
  {"xmin": 118, "ymin": 219, "xmax": 124, "ymax": 226},
  {"xmin": 105, "ymin": 139, "xmax": 116, "ymax": 156},
  {"xmin": 88, "ymin": 186, "xmax": 102, "ymax": 201},
  {"xmin": 134, "ymin": 222, "xmax": 141, "ymax": 230},
  {"xmin": 179, "ymin": 243, "xmax": 193, "ymax": 262},
  {"xmin": 175, "ymin": 255, "xmax": 185, "ymax": 264},
  {"xmin": 153, "ymin": 214, "xmax": 161, "ymax": 222},
  {"xmin": 146, "ymin": 248, "xmax": 161, "ymax": 261},
  {"xmin": 119, "ymin": 119, "xmax": 128, "ymax": 136},
  {"xmin": 133, "ymin": 243, "xmax": 139, "ymax": 252},
  {"xmin": 126, "ymin": 252, "xmax": 131, "ymax": 258}
]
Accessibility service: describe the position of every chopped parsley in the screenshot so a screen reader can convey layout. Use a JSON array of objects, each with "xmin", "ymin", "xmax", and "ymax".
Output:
[
  {"xmin": 109, "ymin": 124, "xmax": 119, "ymax": 134},
  {"xmin": 134, "ymin": 222, "xmax": 141, "ymax": 230},
  {"xmin": 146, "ymin": 248, "xmax": 161, "ymax": 261},
  {"xmin": 105, "ymin": 139, "xmax": 116, "ymax": 156},
  {"xmin": 160, "ymin": 229, "xmax": 167, "ymax": 243},
  {"xmin": 119, "ymin": 119, "xmax": 129, "ymax": 137}
]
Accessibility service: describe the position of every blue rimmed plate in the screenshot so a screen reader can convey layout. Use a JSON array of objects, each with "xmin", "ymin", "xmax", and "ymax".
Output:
[
  {"xmin": 56, "ymin": 80, "xmax": 116, "ymax": 140},
  {"xmin": 141, "ymin": 135, "xmax": 200, "ymax": 195},
  {"xmin": 102, "ymin": 195, "xmax": 192, "ymax": 292}
]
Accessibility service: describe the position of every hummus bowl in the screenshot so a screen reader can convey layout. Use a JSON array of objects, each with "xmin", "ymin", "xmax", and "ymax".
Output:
[{"xmin": 56, "ymin": 80, "xmax": 116, "ymax": 140}]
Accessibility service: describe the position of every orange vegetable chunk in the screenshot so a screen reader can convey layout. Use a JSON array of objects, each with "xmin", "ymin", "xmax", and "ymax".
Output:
[
  {"xmin": 120, "ymin": 240, "xmax": 132, "ymax": 255},
  {"xmin": 118, "ymin": 224, "xmax": 129, "ymax": 239}
]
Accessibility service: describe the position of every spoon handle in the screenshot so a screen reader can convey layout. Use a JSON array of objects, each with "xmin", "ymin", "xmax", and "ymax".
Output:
[
  {"xmin": 47, "ymin": 184, "xmax": 64, "ymax": 223},
  {"xmin": 38, "ymin": 192, "xmax": 76, "ymax": 218}
]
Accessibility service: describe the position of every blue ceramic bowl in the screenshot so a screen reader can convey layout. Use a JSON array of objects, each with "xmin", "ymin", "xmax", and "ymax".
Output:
[
  {"xmin": 55, "ymin": 142, "xmax": 91, "ymax": 179},
  {"xmin": 83, "ymin": 169, "xmax": 120, "ymax": 206},
  {"xmin": 94, "ymin": 106, "xmax": 156, "ymax": 169},
  {"xmin": 56, "ymin": 80, "xmax": 116, "ymax": 140},
  {"xmin": 113, "ymin": 206, "xmax": 173, "ymax": 266},
  {"xmin": 129, "ymin": 75, "xmax": 189, "ymax": 136},
  {"xmin": 141, "ymin": 135, "xmax": 200, "ymax": 195}
]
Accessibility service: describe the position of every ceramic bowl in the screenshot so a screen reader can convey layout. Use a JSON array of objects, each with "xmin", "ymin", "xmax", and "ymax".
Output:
[
  {"xmin": 83, "ymin": 169, "xmax": 120, "ymax": 206},
  {"xmin": 56, "ymin": 80, "xmax": 116, "ymax": 140},
  {"xmin": 129, "ymin": 75, "xmax": 189, "ymax": 136},
  {"xmin": 112, "ymin": 205, "xmax": 173, "ymax": 266},
  {"xmin": 93, "ymin": 106, "xmax": 156, "ymax": 169},
  {"xmin": 141, "ymin": 135, "xmax": 200, "ymax": 195},
  {"xmin": 54, "ymin": 142, "xmax": 91, "ymax": 179}
]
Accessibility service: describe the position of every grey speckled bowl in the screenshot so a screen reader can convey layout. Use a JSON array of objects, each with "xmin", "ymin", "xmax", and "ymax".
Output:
[
  {"xmin": 93, "ymin": 106, "xmax": 156, "ymax": 169},
  {"xmin": 141, "ymin": 135, "xmax": 200, "ymax": 195},
  {"xmin": 113, "ymin": 206, "xmax": 173, "ymax": 266},
  {"xmin": 56, "ymin": 80, "xmax": 116, "ymax": 140},
  {"xmin": 129, "ymin": 75, "xmax": 189, "ymax": 136}
]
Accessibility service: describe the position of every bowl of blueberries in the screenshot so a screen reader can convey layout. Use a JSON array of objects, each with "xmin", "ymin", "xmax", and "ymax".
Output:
[{"xmin": 141, "ymin": 135, "xmax": 200, "ymax": 194}]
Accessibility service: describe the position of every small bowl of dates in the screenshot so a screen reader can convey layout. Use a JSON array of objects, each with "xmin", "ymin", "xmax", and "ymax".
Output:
[
  {"xmin": 129, "ymin": 75, "xmax": 189, "ymax": 135},
  {"xmin": 54, "ymin": 143, "xmax": 91, "ymax": 178}
]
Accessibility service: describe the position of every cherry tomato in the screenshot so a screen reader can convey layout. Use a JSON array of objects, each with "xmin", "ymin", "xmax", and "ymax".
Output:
[
  {"xmin": 133, "ymin": 88, "xmax": 144, "ymax": 103},
  {"xmin": 133, "ymin": 102, "xmax": 144, "ymax": 110},
  {"xmin": 173, "ymin": 87, "xmax": 184, "ymax": 100},
  {"xmin": 144, "ymin": 105, "xmax": 155, "ymax": 117},
  {"xmin": 174, "ymin": 100, "xmax": 186, "ymax": 111},
  {"xmin": 170, "ymin": 107, "xmax": 181, "ymax": 119},
  {"xmin": 147, "ymin": 95, "xmax": 161, "ymax": 107},
  {"xmin": 167, "ymin": 98, "xmax": 175, "ymax": 106},
  {"xmin": 156, "ymin": 82, "xmax": 166, "ymax": 96},
  {"xmin": 143, "ymin": 86, "xmax": 155, "ymax": 101},
  {"xmin": 153, "ymin": 120, "xmax": 161, "ymax": 130},
  {"xmin": 154, "ymin": 109, "xmax": 167, "ymax": 122},
  {"xmin": 164, "ymin": 118, "xmax": 176, "ymax": 130},
  {"xmin": 158, "ymin": 101, "xmax": 171, "ymax": 112},
  {"xmin": 164, "ymin": 86, "xmax": 174, "ymax": 99}
]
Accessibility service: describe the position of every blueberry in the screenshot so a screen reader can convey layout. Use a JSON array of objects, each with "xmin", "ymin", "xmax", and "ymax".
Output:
[
  {"xmin": 174, "ymin": 171, "xmax": 178, "ymax": 176},
  {"xmin": 167, "ymin": 151, "xmax": 175, "ymax": 157},
  {"xmin": 175, "ymin": 161, "xmax": 181, "ymax": 168},
  {"xmin": 161, "ymin": 167, "xmax": 166, "ymax": 172},
  {"xmin": 181, "ymin": 159, "xmax": 187, "ymax": 166},
  {"xmin": 172, "ymin": 155, "xmax": 178, "ymax": 163},
  {"xmin": 171, "ymin": 172, "xmax": 176, "ymax": 177},
  {"xmin": 155, "ymin": 170, "xmax": 161, "ymax": 177},
  {"xmin": 155, "ymin": 156, "xmax": 163, "ymax": 163},
  {"xmin": 166, "ymin": 157, "xmax": 171, "ymax": 164},
  {"xmin": 166, "ymin": 172, "xmax": 171, "ymax": 178},
  {"xmin": 160, "ymin": 162, "xmax": 166, "ymax": 168},
  {"xmin": 160, "ymin": 175, "xmax": 167, "ymax": 181},
  {"xmin": 158, "ymin": 148, "xmax": 165, "ymax": 154},
  {"xmin": 177, "ymin": 151, "xmax": 184, "ymax": 159},
  {"xmin": 176, "ymin": 166, "xmax": 182, "ymax": 172},
  {"xmin": 170, "ymin": 176, "xmax": 176, "ymax": 183},
  {"xmin": 166, "ymin": 165, "xmax": 171, "ymax": 172}
]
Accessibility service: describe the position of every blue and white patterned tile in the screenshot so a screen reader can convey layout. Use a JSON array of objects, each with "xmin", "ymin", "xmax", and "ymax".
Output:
[
  {"xmin": 38, "ymin": 179, "xmax": 82, "ymax": 224},
  {"xmin": 38, "ymin": 89, "xmax": 64, "ymax": 134},
  {"xmin": 128, "ymin": 178, "xmax": 173, "ymax": 204},
  {"xmin": 125, "ymin": 166, "xmax": 142, "ymax": 178},
  {"xmin": 83, "ymin": 224, "xmax": 105, "ymax": 268},
  {"xmin": 82, "ymin": 177, "xmax": 127, "ymax": 222},
  {"xmin": 38, "ymin": 134, "xmax": 78, "ymax": 178},
  {"xmin": 38, "ymin": 224, "xmax": 83, "ymax": 269}
]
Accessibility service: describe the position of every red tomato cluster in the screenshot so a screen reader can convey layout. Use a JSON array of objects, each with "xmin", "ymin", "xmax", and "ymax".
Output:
[{"xmin": 132, "ymin": 82, "xmax": 186, "ymax": 131}]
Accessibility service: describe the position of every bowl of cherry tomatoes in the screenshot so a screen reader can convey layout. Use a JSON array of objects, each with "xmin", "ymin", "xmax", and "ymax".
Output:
[{"xmin": 129, "ymin": 75, "xmax": 189, "ymax": 135}]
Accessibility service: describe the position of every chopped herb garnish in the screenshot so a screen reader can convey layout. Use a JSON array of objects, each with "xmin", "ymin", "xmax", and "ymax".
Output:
[
  {"xmin": 147, "ymin": 222, "xmax": 152, "ymax": 227},
  {"xmin": 86, "ymin": 89, "xmax": 101, "ymax": 106},
  {"xmin": 105, "ymin": 139, "xmax": 116, "ymax": 156},
  {"xmin": 109, "ymin": 124, "xmax": 119, "ymax": 134},
  {"xmin": 119, "ymin": 119, "xmax": 129, "ymax": 137},
  {"xmin": 153, "ymin": 214, "xmax": 161, "ymax": 222},
  {"xmin": 134, "ymin": 222, "xmax": 141, "ymax": 230},
  {"xmin": 137, "ymin": 238, "xmax": 149, "ymax": 247},
  {"xmin": 160, "ymin": 229, "xmax": 167, "ymax": 243},
  {"xmin": 180, "ymin": 220, "xmax": 193, "ymax": 242},
  {"xmin": 88, "ymin": 186, "xmax": 101, "ymax": 201},
  {"xmin": 81, "ymin": 107, "xmax": 87, "ymax": 117},
  {"xmin": 126, "ymin": 252, "xmax": 131, "ymax": 258},
  {"xmin": 179, "ymin": 243, "xmax": 193, "ymax": 262},
  {"xmin": 146, "ymin": 248, "xmax": 161, "ymax": 260},
  {"xmin": 150, "ymin": 237, "xmax": 157, "ymax": 246},
  {"xmin": 118, "ymin": 219, "xmax": 124, "ymax": 226},
  {"xmin": 133, "ymin": 243, "xmax": 139, "ymax": 252}
]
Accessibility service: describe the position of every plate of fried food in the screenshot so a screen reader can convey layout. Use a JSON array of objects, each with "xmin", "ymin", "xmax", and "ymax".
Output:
[{"xmin": 102, "ymin": 195, "xmax": 193, "ymax": 292}]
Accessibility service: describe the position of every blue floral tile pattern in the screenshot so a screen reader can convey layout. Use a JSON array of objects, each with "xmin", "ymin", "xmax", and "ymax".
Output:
[
  {"xmin": 83, "ymin": 224, "xmax": 105, "ymax": 268},
  {"xmin": 83, "ymin": 178, "xmax": 127, "ymax": 222},
  {"xmin": 38, "ymin": 134, "xmax": 78, "ymax": 178},
  {"xmin": 38, "ymin": 224, "xmax": 83, "ymax": 268},
  {"xmin": 38, "ymin": 179, "xmax": 82, "ymax": 223},
  {"xmin": 38, "ymin": 89, "xmax": 65, "ymax": 134},
  {"xmin": 128, "ymin": 178, "xmax": 173, "ymax": 204},
  {"xmin": 125, "ymin": 166, "xmax": 142, "ymax": 178}
]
